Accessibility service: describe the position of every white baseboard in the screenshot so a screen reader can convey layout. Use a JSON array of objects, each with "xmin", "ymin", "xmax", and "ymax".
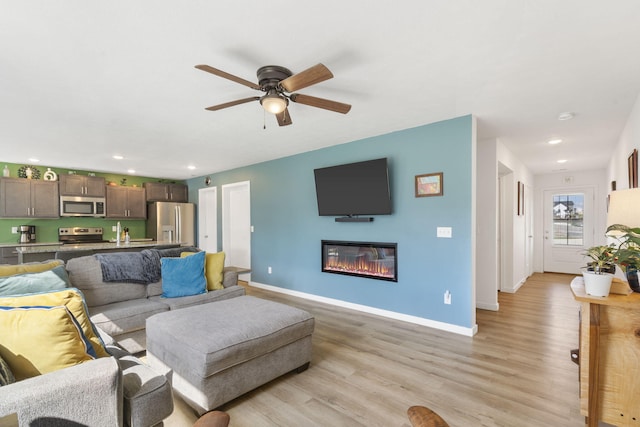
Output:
[
  {"xmin": 476, "ymin": 301, "xmax": 499, "ymax": 311},
  {"xmin": 249, "ymin": 281, "xmax": 478, "ymax": 337}
]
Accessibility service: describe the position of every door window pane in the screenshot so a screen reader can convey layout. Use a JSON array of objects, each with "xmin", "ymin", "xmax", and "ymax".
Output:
[{"xmin": 553, "ymin": 194, "xmax": 584, "ymax": 245}]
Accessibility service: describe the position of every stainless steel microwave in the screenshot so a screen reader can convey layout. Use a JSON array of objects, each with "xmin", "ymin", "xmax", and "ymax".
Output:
[{"xmin": 60, "ymin": 196, "xmax": 106, "ymax": 217}]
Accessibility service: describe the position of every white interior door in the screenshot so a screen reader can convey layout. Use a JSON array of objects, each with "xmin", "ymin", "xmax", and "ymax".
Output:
[
  {"xmin": 198, "ymin": 187, "xmax": 217, "ymax": 253},
  {"xmin": 222, "ymin": 181, "xmax": 251, "ymax": 280},
  {"xmin": 543, "ymin": 187, "xmax": 594, "ymax": 274}
]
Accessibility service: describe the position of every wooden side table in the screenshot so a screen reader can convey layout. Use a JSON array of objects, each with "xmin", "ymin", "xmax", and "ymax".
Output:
[{"xmin": 570, "ymin": 277, "xmax": 640, "ymax": 426}]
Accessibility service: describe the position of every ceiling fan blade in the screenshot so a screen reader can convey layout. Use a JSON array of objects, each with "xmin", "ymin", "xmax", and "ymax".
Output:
[
  {"xmin": 290, "ymin": 93, "xmax": 351, "ymax": 114},
  {"xmin": 204, "ymin": 97, "xmax": 260, "ymax": 111},
  {"xmin": 276, "ymin": 108, "xmax": 292, "ymax": 126},
  {"xmin": 280, "ymin": 63, "xmax": 333, "ymax": 93},
  {"xmin": 195, "ymin": 65, "xmax": 261, "ymax": 90}
]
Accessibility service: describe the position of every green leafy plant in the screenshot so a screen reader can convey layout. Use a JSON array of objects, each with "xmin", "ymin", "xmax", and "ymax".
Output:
[
  {"xmin": 582, "ymin": 244, "xmax": 617, "ymax": 274},
  {"xmin": 606, "ymin": 224, "xmax": 640, "ymax": 272}
]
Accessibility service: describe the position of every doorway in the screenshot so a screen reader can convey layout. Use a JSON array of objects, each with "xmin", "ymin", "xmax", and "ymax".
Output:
[
  {"xmin": 197, "ymin": 187, "xmax": 217, "ymax": 253},
  {"xmin": 543, "ymin": 187, "xmax": 594, "ymax": 274},
  {"xmin": 222, "ymin": 181, "xmax": 251, "ymax": 280}
]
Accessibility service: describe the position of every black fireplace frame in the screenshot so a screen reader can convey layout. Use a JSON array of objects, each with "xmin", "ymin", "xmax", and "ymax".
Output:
[{"xmin": 321, "ymin": 240, "xmax": 398, "ymax": 282}]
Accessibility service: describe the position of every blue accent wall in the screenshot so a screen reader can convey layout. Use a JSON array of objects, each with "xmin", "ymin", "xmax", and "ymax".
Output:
[{"xmin": 187, "ymin": 115, "xmax": 474, "ymax": 328}]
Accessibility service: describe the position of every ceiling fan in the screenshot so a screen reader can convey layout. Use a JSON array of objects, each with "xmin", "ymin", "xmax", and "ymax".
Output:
[{"xmin": 195, "ymin": 63, "xmax": 351, "ymax": 126}]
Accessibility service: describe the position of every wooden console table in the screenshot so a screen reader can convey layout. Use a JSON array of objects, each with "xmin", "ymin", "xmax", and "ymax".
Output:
[{"xmin": 570, "ymin": 277, "xmax": 640, "ymax": 426}]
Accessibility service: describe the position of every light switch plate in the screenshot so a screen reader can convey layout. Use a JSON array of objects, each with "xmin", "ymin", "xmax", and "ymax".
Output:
[{"xmin": 437, "ymin": 227, "xmax": 452, "ymax": 238}]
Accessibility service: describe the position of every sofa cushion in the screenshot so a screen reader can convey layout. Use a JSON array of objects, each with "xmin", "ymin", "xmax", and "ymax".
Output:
[
  {"xmin": 182, "ymin": 251, "xmax": 225, "ymax": 291},
  {"xmin": 89, "ymin": 298, "xmax": 169, "ymax": 337},
  {"xmin": 0, "ymin": 305, "xmax": 96, "ymax": 380},
  {"xmin": 0, "ymin": 288, "xmax": 109, "ymax": 358},
  {"xmin": 0, "ymin": 353, "xmax": 15, "ymax": 386},
  {"xmin": 66, "ymin": 255, "xmax": 147, "ymax": 306},
  {"xmin": 149, "ymin": 285, "xmax": 245, "ymax": 310},
  {"xmin": 161, "ymin": 251, "xmax": 207, "ymax": 298},
  {"xmin": 0, "ymin": 265, "xmax": 70, "ymax": 296},
  {"xmin": 0, "ymin": 259, "xmax": 63, "ymax": 277}
]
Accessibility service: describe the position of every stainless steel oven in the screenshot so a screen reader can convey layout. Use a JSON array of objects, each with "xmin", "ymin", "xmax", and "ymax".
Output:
[{"xmin": 60, "ymin": 196, "xmax": 106, "ymax": 217}]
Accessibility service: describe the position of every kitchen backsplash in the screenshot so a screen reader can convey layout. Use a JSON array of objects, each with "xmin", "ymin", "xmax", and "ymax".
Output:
[{"xmin": 0, "ymin": 161, "xmax": 186, "ymax": 244}]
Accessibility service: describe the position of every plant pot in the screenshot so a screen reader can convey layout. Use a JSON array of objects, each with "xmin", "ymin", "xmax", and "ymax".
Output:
[
  {"xmin": 626, "ymin": 266, "xmax": 640, "ymax": 293},
  {"xmin": 582, "ymin": 270, "xmax": 614, "ymax": 297}
]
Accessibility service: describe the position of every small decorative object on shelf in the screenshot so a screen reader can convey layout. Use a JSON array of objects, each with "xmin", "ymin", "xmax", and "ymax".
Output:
[
  {"xmin": 2, "ymin": 165, "xmax": 9, "ymax": 177},
  {"xmin": 17, "ymin": 165, "xmax": 40, "ymax": 180},
  {"xmin": 43, "ymin": 168, "xmax": 58, "ymax": 181}
]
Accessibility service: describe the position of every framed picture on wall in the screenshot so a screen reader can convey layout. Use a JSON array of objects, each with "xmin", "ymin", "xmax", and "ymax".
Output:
[
  {"xmin": 415, "ymin": 172, "xmax": 443, "ymax": 197},
  {"xmin": 628, "ymin": 149, "xmax": 638, "ymax": 188}
]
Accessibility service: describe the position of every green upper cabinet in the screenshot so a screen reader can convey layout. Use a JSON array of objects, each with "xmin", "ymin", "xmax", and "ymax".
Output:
[
  {"xmin": 143, "ymin": 182, "xmax": 188, "ymax": 202},
  {"xmin": 0, "ymin": 178, "xmax": 59, "ymax": 218},
  {"xmin": 59, "ymin": 174, "xmax": 106, "ymax": 197}
]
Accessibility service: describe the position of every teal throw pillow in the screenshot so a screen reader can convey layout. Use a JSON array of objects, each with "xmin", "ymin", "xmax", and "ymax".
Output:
[
  {"xmin": 161, "ymin": 251, "xmax": 207, "ymax": 298},
  {"xmin": 0, "ymin": 265, "xmax": 70, "ymax": 296}
]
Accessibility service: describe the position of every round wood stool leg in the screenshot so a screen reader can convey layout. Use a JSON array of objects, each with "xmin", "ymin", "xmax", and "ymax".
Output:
[
  {"xmin": 407, "ymin": 405, "xmax": 450, "ymax": 427},
  {"xmin": 193, "ymin": 410, "xmax": 230, "ymax": 427}
]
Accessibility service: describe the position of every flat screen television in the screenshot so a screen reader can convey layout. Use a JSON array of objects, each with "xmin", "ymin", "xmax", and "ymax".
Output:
[{"xmin": 314, "ymin": 158, "xmax": 392, "ymax": 217}]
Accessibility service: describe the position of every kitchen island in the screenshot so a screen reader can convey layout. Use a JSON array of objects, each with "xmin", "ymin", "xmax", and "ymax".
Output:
[{"xmin": 15, "ymin": 241, "xmax": 185, "ymax": 264}]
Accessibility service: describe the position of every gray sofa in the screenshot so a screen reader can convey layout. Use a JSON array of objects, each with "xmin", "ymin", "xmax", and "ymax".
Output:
[
  {"xmin": 65, "ymin": 248, "xmax": 246, "ymax": 353},
  {"xmin": 0, "ymin": 326, "xmax": 174, "ymax": 427}
]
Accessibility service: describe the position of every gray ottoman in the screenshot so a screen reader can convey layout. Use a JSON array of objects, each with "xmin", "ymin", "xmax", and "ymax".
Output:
[{"xmin": 146, "ymin": 296, "xmax": 314, "ymax": 414}]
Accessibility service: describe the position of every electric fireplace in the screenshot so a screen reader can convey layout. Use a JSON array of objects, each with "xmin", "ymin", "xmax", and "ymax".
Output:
[{"xmin": 321, "ymin": 240, "xmax": 397, "ymax": 282}]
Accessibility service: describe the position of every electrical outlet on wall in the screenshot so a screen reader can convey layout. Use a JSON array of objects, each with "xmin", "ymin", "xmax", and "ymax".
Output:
[
  {"xmin": 11, "ymin": 227, "xmax": 18, "ymax": 234},
  {"xmin": 444, "ymin": 290, "xmax": 452, "ymax": 304}
]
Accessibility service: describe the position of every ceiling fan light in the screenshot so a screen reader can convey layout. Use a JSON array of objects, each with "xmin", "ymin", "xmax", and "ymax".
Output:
[{"xmin": 260, "ymin": 92, "xmax": 288, "ymax": 114}]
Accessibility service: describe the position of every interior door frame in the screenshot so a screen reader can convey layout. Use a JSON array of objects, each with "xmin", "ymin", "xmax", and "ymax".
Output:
[
  {"xmin": 198, "ymin": 186, "xmax": 218, "ymax": 253},
  {"xmin": 222, "ymin": 180, "xmax": 251, "ymax": 281}
]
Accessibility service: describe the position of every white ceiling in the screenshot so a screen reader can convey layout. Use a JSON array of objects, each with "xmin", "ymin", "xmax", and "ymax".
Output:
[{"xmin": 2, "ymin": 1, "xmax": 640, "ymax": 180}]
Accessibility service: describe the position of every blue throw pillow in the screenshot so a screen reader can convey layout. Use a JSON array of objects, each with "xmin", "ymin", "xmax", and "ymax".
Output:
[
  {"xmin": 161, "ymin": 251, "xmax": 207, "ymax": 298},
  {"xmin": 0, "ymin": 265, "xmax": 70, "ymax": 296}
]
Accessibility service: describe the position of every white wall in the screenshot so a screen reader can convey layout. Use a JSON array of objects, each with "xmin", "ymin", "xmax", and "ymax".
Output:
[
  {"xmin": 497, "ymin": 140, "xmax": 534, "ymax": 292},
  {"xmin": 476, "ymin": 138, "xmax": 498, "ymax": 310},
  {"xmin": 607, "ymin": 92, "xmax": 640, "ymax": 189}
]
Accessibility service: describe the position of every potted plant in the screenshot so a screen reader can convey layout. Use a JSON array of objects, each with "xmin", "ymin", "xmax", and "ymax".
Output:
[
  {"xmin": 581, "ymin": 244, "xmax": 616, "ymax": 296},
  {"xmin": 606, "ymin": 223, "xmax": 640, "ymax": 292}
]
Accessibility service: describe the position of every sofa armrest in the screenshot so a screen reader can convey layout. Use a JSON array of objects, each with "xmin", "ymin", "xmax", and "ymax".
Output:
[
  {"xmin": 222, "ymin": 267, "xmax": 239, "ymax": 288},
  {"xmin": 0, "ymin": 357, "xmax": 123, "ymax": 427}
]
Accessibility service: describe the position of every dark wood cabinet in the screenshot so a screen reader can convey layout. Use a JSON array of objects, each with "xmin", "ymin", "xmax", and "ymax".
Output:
[
  {"xmin": 105, "ymin": 186, "xmax": 146, "ymax": 219},
  {"xmin": 0, "ymin": 178, "xmax": 59, "ymax": 218},
  {"xmin": 144, "ymin": 182, "xmax": 188, "ymax": 202},
  {"xmin": 59, "ymin": 174, "xmax": 106, "ymax": 197}
]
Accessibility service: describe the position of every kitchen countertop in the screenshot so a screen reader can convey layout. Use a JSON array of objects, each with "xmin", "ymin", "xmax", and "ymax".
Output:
[{"xmin": 15, "ymin": 241, "xmax": 185, "ymax": 254}]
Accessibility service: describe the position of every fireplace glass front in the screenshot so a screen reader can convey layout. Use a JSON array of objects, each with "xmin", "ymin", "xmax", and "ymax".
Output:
[{"xmin": 321, "ymin": 240, "xmax": 397, "ymax": 282}]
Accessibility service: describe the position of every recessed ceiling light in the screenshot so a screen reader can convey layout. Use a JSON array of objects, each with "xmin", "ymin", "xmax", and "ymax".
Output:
[
  {"xmin": 187, "ymin": 165, "xmax": 196, "ymax": 170},
  {"xmin": 28, "ymin": 158, "xmax": 40, "ymax": 163},
  {"xmin": 558, "ymin": 112, "xmax": 574, "ymax": 121},
  {"xmin": 557, "ymin": 159, "xmax": 567, "ymax": 164},
  {"xmin": 127, "ymin": 169, "xmax": 136, "ymax": 174},
  {"xmin": 548, "ymin": 139, "xmax": 562, "ymax": 145},
  {"xmin": 113, "ymin": 155, "xmax": 124, "ymax": 160}
]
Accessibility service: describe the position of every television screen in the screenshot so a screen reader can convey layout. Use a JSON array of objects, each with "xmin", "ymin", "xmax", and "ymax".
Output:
[{"xmin": 314, "ymin": 158, "xmax": 392, "ymax": 216}]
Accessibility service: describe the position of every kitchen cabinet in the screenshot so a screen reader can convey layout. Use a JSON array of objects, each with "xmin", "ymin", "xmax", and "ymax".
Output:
[
  {"xmin": 144, "ymin": 182, "xmax": 188, "ymax": 202},
  {"xmin": 0, "ymin": 177, "xmax": 59, "ymax": 218},
  {"xmin": 106, "ymin": 186, "xmax": 146, "ymax": 219},
  {"xmin": 0, "ymin": 247, "xmax": 18, "ymax": 265},
  {"xmin": 59, "ymin": 174, "xmax": 106, "ymax": 197}
]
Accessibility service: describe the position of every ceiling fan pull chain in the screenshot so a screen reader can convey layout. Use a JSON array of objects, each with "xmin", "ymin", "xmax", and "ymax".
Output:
[{"xmin": 263, "ymin": 109, "xmax": 267, "ymax": 130}]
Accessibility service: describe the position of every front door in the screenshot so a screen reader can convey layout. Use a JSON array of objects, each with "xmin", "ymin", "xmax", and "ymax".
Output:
[{"xmin": 543, "ymin": 187, "xmax": 594, "ymax": 274}]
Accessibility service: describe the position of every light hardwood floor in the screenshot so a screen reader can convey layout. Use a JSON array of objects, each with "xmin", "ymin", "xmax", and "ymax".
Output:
[{"xmin": 164, "ymin": 273, "xmax": 589, "ymax": 426}]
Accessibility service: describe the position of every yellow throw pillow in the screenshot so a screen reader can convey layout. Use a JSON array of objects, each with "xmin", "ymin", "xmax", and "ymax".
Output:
[
  {"xmin": 0, "ymin": 288, "xmax": 109, "ymax": 358},
  {"xmin": 181, "ymin": 251, "xmax": 225, "ymax": 290},
  {"xmin": 0, "ymin": 305, "xmax": 96, "ymax": 380},
  {"xmin": 0, "ymin": 259, "xmax": 64, "ymax": 278}
]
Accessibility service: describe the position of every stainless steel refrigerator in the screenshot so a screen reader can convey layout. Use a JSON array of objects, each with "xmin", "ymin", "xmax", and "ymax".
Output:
[{"xmin": 146, "ymin": 202, "xmax": 195, "ymax": 246}]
